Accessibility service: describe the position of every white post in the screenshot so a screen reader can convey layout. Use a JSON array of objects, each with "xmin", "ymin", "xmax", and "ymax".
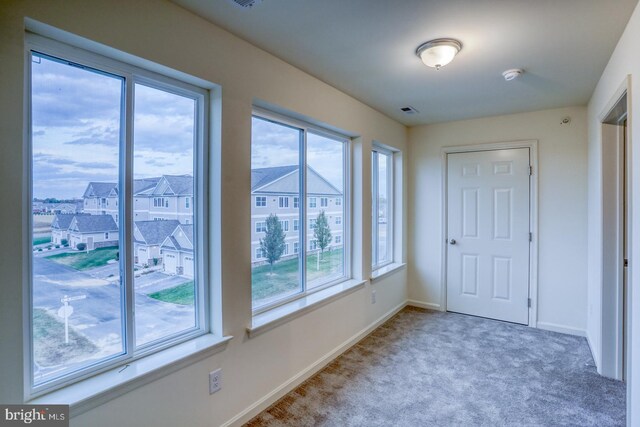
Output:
[{"xmin": 63, "ymin": 296, "xmax": 69, "ymax": 344}]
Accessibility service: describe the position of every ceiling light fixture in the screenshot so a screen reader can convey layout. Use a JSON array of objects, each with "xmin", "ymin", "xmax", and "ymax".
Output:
[
  {"xmin": 416, "ymin": 38, "xmax": 462, "ymax": 70},
  {"xmin": 502, "ymin": 68, "xmax": 524, "ymax": 81}
]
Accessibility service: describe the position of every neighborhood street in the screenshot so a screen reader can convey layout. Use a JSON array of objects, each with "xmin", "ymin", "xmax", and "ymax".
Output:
[{"xmin": 32, "ymin": 254, "xmax": 195, "ymax": 380}]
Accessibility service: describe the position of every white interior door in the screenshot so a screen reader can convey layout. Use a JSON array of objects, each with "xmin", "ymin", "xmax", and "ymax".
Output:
[{"xmin": 446, "ymin": 148, "xmax": 530, "ymax": 324}]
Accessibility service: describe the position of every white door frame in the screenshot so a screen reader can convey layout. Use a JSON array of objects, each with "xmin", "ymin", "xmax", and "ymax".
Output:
[
  {"xmin": 441, "ymin": 140, "xmax": 539, "ymax": 327},
  {"xmin": 598, "ymin": 76, "xmax": 631, "ymax": 382}
]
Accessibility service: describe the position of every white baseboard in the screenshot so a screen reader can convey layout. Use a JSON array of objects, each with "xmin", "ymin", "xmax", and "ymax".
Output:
[
  {"xmin": 537, "ymin": 321, "xmax": 586, "ymax": 337},
  {"xmin": 222, "ymin": 301, "xmax": 407, "ymax": 427},
  {"xmin": 406, "ymin": 299, "xmax": 442, "ymax": 311}
]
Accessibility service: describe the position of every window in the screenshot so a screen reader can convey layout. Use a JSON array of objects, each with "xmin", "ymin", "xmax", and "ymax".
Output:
[
  {"xmin": 335, "ymin": 216, "xmax": 342, "ymax": 225},
  {"xmin": 28, "ymin": 41, "xmax": 209, "ymax": 395},
  {"xmin": 335, "ymin": 198, "xmax": 342, "ymax": 206},
  {"xmin": 255, "ymin": 196, "xmax": 267, "ymax": 207},
  {"xmin": 185, "ymin": 197, "xmax": 190, "ymax": 208},
  {"xmin": 256, "ymin": 221, "xmax": 267, "ymax": 233},
  {"xmin": 283, "ymin": 243, "xmax": 289, "ymax": 255},
  {"xmin": 251, "ymin": 113, "xmax": 349, "ymax": 310},
  {"xmin": 256, "ymin": 248, "xmax": 266, "ymax": 259},
  {"xmin": 372, "ymin": 147, "xmax": 394, "ymax": 269},
  {"xmin": 335, "ymin": 235, "xmax": 342, "ymax": 244},
  {"xmin": 278, "ymin": 196, "xmax": 289, "ymax": 208}
]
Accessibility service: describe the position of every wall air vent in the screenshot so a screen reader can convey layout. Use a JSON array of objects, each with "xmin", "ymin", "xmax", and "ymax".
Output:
[
  {"xmin": 400, "ymin": 106, "xmax": 419, "ymax": 114},
  {"xmin": 230, "ymin": 0, "xmax": 262, "ymax": 8}
]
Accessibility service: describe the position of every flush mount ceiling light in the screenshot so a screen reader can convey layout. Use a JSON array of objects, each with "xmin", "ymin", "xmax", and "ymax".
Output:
[
  {"xmin": 502, "ymin": 68, "xmax": 524, "ymax": 81},
  {"xmin": 416, "ymin": 38, "xmax": 462, "ymax": 70}
]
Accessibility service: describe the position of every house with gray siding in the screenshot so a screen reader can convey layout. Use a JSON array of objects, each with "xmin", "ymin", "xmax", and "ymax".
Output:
[
  {"xmin": 68, "ymin": 214, "xmax": 118, "ymax": 250},
  {"xmin": 134, "ymin": 220, "xmax": 181, "ymax": 267},
  {"xmin": 251, "ymin": 165, "xmax": 343, "ymax": 264}
]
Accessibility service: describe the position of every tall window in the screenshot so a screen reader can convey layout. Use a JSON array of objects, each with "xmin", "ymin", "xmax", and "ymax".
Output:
[
  {"xmin": 28, "ymin": 41, "xmax": 209, "ymax": 395},
  {"xmin": 372, "ymin": 147, "xmax": 393, "ymax": 269},
  {"xmin": 251, "ymin": 113, "xmax": 349, "ymax": 310}
]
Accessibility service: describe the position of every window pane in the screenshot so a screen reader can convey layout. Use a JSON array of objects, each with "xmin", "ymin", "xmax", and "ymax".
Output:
[
  {"xmin": 307, "ymin": 132, "xmax": 345, "ymax": 288},
  {"xmin": 377, "ymin": 152, "xmax": 390, "ymax": 264},
  {"xmin": 251, "ymin": 117, "xmax": 302, "ymax": 308},
  {"xmin": 132, "ymin": 84, "xmax": 197, "ymax": 347},
  {"xmin": 31, "ymin": 53, "xmax": 124, "ymax": 385}
]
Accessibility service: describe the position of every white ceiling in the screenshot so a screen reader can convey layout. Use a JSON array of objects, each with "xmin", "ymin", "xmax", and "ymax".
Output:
[{"xmin": 172, "ymin": 0, "xmax": 638, "ymax": 126}]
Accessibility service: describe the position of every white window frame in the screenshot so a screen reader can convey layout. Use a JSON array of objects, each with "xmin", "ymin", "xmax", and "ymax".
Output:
[
  {"xmin": 24, "ymin": 34, "xmax": 214, "ymax": 399},
  {"xmin": 372, "ymin": 145, "xmax": 394, "ymax": 270},
  {"xmin": 255, "ymin": 221, "xmax": 267, "ymax": 233},
  {"xmin": 320, "ymin": 197, "xmax": 328, "ymax": 207},
  {"xmin": 293, "ymin": 219, "xmax": 299, "ymax": 231},
  {"xmin": 280, "ymin": 220, "xmax": 289, "ymax": 232},
  {"xmin": 255, "ymin": 196, "xmax": 267, "ymax": 207},
  {"xmin": 309, "ymin": 218, "xmax": 317, "ymax": 229},
  {"xmin": 335, "ymin": 197, "xmax": 342, "ymax": 206},
  {"xmin": 251, "ymin": 109, "xmax": 352, "ymax": 315},
  {"xmin": 293, "ymin": 197, "xmax": 299, "ymax": 208},
  {"xmin": 335, "ymin": 216, "xmax": 342, "ymax": 225},
  {"xmin": 293, "ymin": 242, "xmax": 299, "ymax": 254},
  {"xmin": 335, "ymin": 235, "xmax": 342, "ymax": 244},
  {"xmin": 278, "ymin": 196, "xmax": 289, "ymax": 208}
]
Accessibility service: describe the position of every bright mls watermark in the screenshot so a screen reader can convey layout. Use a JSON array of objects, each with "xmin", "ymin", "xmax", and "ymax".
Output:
[{"xmin": 1, "ymin": 405, "xmax": 68, "ymax": 426}]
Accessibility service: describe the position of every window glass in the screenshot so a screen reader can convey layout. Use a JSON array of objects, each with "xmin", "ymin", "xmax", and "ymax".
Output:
[
  {"xmin": 31, "ymin": 52, "xmax": 124, "ymax": 385},
  {"xmin": 372, "ymin": 149, "xmax": 393, "ymax": 268},
  {"xmin": 132, "ymin": 83, "xmax": 197, "ymax": 347},
  {"xmin": 251, "ymin": 117, "xmax": 302, "ymax": 308},
  {"xmin": 306, "ymin": 132, "xmax": 345, "ymax": 289}
]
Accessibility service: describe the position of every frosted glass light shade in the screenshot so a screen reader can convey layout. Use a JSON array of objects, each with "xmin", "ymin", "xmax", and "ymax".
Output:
[{"xmin": 416, "ymin": 39, "xmax": 462, "ymax": 70}]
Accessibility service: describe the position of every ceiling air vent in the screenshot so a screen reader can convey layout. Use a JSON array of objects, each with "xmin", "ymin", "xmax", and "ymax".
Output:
[
  {"xmin": 400, "ymin": 106, "xmax": 419, "ymax": 115},
  {"xmin": 230, "ymin": 0, "xmax": 262, "ymax": 8}
]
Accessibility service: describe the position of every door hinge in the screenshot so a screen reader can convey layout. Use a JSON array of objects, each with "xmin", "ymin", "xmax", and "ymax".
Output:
[
  {"xmin": 624, "ymin": 259, "xmax": 629, "ymax": 268},
  {"xmin": 528, "ymin": 298, "xmax": 532, "ymax": 308},
  {"xmin": 529, "ymin": 165, "xmax": 533, "ymax": 176}
]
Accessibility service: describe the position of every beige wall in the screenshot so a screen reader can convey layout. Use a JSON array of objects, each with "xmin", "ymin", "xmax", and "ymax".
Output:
[
  {"xmin": 587, "ymin": 1, "xmax": 640, "ymax": 420},
  {"xmin": 407, "ymin": 106, "xmax": 589, "ymax": 335},
  {"xmin": 0, "ymin": 1, "xmax": 407, "ymax": 426}
]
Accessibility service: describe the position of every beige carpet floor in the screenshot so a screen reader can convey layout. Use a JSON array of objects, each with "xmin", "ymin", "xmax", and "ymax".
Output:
[{"xmin": 245, "ymin": 307, "xmax": 625, "ymax": 426}]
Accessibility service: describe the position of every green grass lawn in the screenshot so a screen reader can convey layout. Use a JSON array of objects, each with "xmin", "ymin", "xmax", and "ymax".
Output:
[
  {"xmin": 46, "ymin": 246, "xmax": 118, "ymax": 270},
  {"xmin": 252, "ymin": 248, "xmax": 344, "ymax": 303},
  {"xmin": 33, "ymin": 308, "xmax": 98, "ymax": 367},
  {"xmin": 33, "ymin": 235, "xmax": 51, "ymax": 246},
  {"xmin": 148, "ymin": 281, "xmax": 195, "ymax": 305}
]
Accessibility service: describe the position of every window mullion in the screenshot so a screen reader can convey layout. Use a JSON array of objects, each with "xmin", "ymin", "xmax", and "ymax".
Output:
[
  {"xmin": 123, "ymin": 76, "xmax": 135, "ymax": 357},
  {"xmin": 300, "ymin": 129, "xmax": 307, "ymax": 293},
  {"xmin": 372, "ymin": 151, "xmax": 379, "ymax": 267}
]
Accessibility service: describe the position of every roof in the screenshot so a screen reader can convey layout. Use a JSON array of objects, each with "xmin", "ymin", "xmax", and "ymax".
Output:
[
  {"xmin": 70, "ymin": 215, "xmax": 118, "ymax": 233},
  {"xmin": 161, "ymin": 224, "xmax": 194, "ymax": 252},
  {"xmin": 156, "ymin": 175, "xmax": 193, "ymax": 196},
  {"xmin": 251, "ymin": 166, "xmax": 297, "ymax": 191},
  {"xmin": 83, "ymin": 182, "xmax": 117, "ymax": 198},
  {"xmin": 134, "ymin": 178, "xmax": 161, "ymax": 194},
  {"xmin": 52, "ymin": 213, "xmax": 89, "ymax": 230},
  {"xmin": 251, "ymin": 165, "xmax": 342, "ymax": 196},
  {"xmin": 134, "ymin": 220, "xmax": 180, "ymax": 245}
]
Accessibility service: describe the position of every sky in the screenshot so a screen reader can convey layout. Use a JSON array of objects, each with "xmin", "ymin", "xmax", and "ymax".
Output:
[
  {"xmin": 31, "ymin": 53, "xmax": 194, "ymax": 199},
  {"xmin": 31, "ymin": 52, "xmax": 344, "ymax": 200},
  {"xmin": 251, "ymin": 117, "xmax": 344, "ymax": 191}
]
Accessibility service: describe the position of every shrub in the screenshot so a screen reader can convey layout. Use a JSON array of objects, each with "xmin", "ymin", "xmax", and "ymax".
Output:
[
  {"xmin": 153, "ymin": 258, "xmax": 159, "ymax": 266},
  {"xmin": 55, "ymin": 245, "xmax": 60, "ymax": 249},
  {"xmin": 115, "ymin": 251, "xmax": 119, "ymax": 261},
  {"xmin": 61, "ymin": 239, "xmax": 68, "ymax": 246},
  {"xmin": 37, "ymin": 248, "xmax": 43, "ymax": 252},
  {"xmin": 76, "ymin": 242, "xmax": 87, "ymax": 251}
]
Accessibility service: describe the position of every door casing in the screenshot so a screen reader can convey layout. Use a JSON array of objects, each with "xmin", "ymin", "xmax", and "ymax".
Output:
[{"xmin": 441, "ymin": 140, "xmax": 539, "ymax": 327}]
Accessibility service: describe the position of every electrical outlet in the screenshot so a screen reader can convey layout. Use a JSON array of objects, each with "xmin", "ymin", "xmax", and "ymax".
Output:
[
  {"xmin": 209, "ymin": 368, "xmax": 222, "ymax": 394},
  {"xmin": 371, "ymin": 289, "xmax": 377, "ymax": 304}
]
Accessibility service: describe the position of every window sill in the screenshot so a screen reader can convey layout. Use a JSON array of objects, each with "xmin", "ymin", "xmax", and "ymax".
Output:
[
  {"xmin": 370, "ymin": 262, "xmax": 406, "ymax": 282},
  {"xmin": 28, "ymin": 333, "xmax": 232, "ymax": 418},
  {"xmin": 248, "ymin": 279, "xmax": 367, "ymax": 337}
]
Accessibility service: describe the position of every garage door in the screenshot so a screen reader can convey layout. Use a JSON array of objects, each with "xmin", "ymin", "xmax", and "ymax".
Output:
[
  {"xmin": 183, "ymin": 256, "xmax": 194, "ymax": 278},
  {"xmin": 164, "ymin": 253, "xmax": 177, "ymax": 275}
]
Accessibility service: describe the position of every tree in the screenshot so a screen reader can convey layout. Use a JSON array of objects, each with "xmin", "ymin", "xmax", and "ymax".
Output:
[
  {"xmin": 313, "ymin": 210, "xmax": 332, "ymax": 270},
  {"xmin": 260, "ymin": 214, "xmax": 286, "ymax": 273}
]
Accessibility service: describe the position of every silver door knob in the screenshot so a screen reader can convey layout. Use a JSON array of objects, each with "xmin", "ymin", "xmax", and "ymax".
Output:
[{"xmin": 449, "ymin": 239, "xmax": 456, "ymax": 245}]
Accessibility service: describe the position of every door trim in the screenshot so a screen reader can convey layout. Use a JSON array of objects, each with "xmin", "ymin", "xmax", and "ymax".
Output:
[{"xmin": 441, "ymin": 140, "xmax": 539, "ymax": 327}]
